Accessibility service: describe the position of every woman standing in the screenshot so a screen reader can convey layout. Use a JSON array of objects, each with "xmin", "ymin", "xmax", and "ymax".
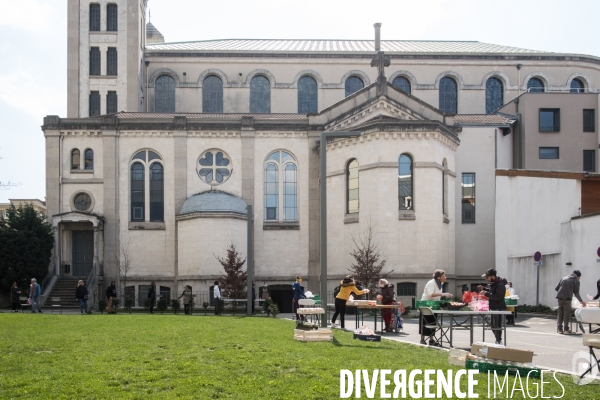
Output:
[
  {"xmin": 11, "ymin": 282, "xmax": 21, "ymax": 312},
  {"xmin": 420, "ymin": 270, "xmax": 453, "ymax": 345},
  {"xmin": 331, "ymin": 276, "xmax": 369, "ymax": 329},
  {"xmin": 75, "ymin": 280, "xmax": 88, "ymax": 314},
  {"xmin": 178, "ymin": 285, "xmax": 192, "ymax": 314},
  {"xmin": 148, "ymin": 282, "xmax": 157, "ymax": 314},
  {"xmin": 377, "ymin": 279, "xmax": 396, "ymax": 332}
]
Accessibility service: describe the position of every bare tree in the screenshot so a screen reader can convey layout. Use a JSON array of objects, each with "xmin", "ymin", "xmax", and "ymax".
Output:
[
  {"xmin": 0, "ymin": 152, "xmax": 22, "ymax": 191},
  {"xmin": 348, "ymin": 221, "xmax": 393, "ymax": 299},
  {"xmin": 115, "ymin": 239, "xmax": 134, "ymax": 300},
  {"xmin": 215, "ymin": 244, "xmax": 247, "ymax": 299}
]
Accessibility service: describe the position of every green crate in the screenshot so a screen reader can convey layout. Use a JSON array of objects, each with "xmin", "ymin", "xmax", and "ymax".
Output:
[
  {"xmin": 415, "ymin": 300, "xmax": 449, "ymax": 310},
  {"xmin": 466, "ymin": 359, "xmax": 540, "ymax": 378},
  {"xmin": 504, "ymin": 298, "xmax": 518, "ymax": 306}
]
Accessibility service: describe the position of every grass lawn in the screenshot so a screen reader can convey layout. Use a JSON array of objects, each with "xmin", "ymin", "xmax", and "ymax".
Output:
[{"xmin": 0, "ymin": 313, "xmax": 597, "ymax": 399}]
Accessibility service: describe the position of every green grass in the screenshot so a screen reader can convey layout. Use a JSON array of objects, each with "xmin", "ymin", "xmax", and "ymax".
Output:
[{"xmin": 0, "ymin": 314, "xmax": 597, "ymax": 399}]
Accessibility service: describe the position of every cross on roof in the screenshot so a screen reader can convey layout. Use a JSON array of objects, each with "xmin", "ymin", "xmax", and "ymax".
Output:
[{"xmin": 371, "ymin": 51, "xmax": 390, "ymax": 79}]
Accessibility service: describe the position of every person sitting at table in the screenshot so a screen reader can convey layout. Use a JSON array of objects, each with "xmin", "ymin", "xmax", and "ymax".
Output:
[
  {"xmin": 420, "ymin": 270, "xmax": 453, "ymax": 346},
  {"xmin": 376, "ymin": 279, "xmax": 396, "ymax": 332},
  {"xmin": 479, "ymin": 268, "xmax": 507, "ymax": 345},
  {"xmin": 587, "ymin": 279, "xmax": 600, "ymax": 301},
  {"xmin": 331, "ymin": 275, "xmax": 369, "ymax": 329}
]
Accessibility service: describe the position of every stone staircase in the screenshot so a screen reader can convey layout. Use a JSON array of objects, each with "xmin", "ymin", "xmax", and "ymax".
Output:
[{"xmin": 45, "ymin": 277, "xmax": 82, "ymax": 309}]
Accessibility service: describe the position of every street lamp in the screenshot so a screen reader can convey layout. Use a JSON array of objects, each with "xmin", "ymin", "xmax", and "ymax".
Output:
[{"xmin": 320, "ymin": 131, "xmax": 361, "ymax": 328}]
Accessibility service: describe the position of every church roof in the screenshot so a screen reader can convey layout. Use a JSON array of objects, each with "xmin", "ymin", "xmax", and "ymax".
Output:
[
  {"xmin": 147, "ymin": 39, "xmax": 546, "ymax": 54},
  {"xmin": 454, "ymin": 114, "xmax": 517, "ymax": 125},
  {"xmin": 180, "ymin": 191, "xmax": 247, "ymax": 216}
]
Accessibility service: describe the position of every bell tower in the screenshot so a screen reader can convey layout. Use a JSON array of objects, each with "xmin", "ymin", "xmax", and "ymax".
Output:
[{"xmin": 67, "ymin": 0, "xmax": 147, "ymax": 117}]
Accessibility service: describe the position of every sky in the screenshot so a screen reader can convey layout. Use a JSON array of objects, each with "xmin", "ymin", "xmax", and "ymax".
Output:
[{"xmin": 1, "ymin": 0, "xmax": 599, "ymax": 203}]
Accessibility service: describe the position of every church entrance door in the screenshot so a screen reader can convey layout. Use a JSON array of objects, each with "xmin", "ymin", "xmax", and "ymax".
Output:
[{"xmin": 72, "ymin": 230, "xmax": 94, "ymax": 277}]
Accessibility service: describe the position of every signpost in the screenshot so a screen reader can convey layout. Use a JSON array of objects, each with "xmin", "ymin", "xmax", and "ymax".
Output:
[{"xmin": 534, "ymin": 251, "xmax": 542, "ymax": 306}]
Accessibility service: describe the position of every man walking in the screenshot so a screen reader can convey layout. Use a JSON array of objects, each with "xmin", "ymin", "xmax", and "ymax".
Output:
[
  {"xmin": 213, "ymin": 281, "xmax": 222, "ymax": 315},
  {"xmin": 30, "ymin": 278, "xmax": 42, "ymax": 313},
  {"xmin": 479, "ymin": 269, "xmax": 506, "ymax": 345},
  {"xmin": 555, "ymin": 270, "xmax": 586, "ymax": 334}
]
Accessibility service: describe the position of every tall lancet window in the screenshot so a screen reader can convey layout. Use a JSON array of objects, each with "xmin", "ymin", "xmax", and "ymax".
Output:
[
  {"xmin": 264, "ymin": 150, "xmax": 297, "ymax": 222},
  {"xmin": 347, "ymin": 159, "xmax": 359, "ymax": 214},
  {"xmin": 398, "ymin": 154, "xmax": 413, "ymax": 210}
]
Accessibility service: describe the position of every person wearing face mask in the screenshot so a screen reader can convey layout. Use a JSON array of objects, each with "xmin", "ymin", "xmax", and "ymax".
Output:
[
  {"xmin": 376, "ymin": 279, "xmax": 396, "ymax": 332},
  {"xmin": 505, "ymin": 281, "xmax": 516, "ymax": 325},
  {"xmin": 420, "ymin": 270, "xmax": 453, "ymax": 345},
  {"xmin": 479, "ymin": 268, "xmax": 507, "ymax": 344}
]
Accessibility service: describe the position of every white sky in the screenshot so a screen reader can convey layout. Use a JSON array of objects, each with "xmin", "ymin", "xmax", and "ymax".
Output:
[{"xmin": 1, "ymin": 0, "xmax": 599, "ymax": 202}]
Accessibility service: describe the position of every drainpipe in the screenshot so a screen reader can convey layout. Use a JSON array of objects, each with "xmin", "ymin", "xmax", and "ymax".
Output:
[
  {"xmin": 517, "ymin": 64, "xmax": 522, "ymax": 97},
  {"xmin": 145, "ymin": 61, "xmax": 150, "ymax": 112}
]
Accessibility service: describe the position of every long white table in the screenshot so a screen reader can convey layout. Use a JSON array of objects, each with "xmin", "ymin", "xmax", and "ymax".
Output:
[{"xmin": 424, "ymin": 310, "xmax": 512, "ymax": 348}]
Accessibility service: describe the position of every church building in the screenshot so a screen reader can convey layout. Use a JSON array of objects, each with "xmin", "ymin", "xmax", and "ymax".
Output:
[{"xmin": 41, "ymin": 0, "xmax": 600, "ymax": 310}]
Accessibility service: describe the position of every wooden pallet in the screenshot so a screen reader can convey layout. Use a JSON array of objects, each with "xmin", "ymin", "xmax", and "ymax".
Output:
[{"xmin": 294, "ymin": 329, "xmax": 333, "ymax": 342}]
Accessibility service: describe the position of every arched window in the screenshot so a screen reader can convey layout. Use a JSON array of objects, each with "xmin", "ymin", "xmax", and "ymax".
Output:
[
  {"xmin": 150, "ymin": 163, "xmax": 164, "ymax": 222},
  {"xmin": 264, "ymin": 150, "xmax": 297, "ymax": 222},
  {"xmin": 131, "ymin": 162, "xmax": 145, "ymax": 221},
  {"xmin": 570, "ymin": 78, "xmax": 585, "ymax": 93},
  {"xmin": 130, "ymin": 150, "xmax": 164, "ymax": 222},
  {"xmin": 203, "ymin": 75, "xmax": 223, "ymax": 113},
  {"xmin": 84, "ymin": 149, "xmax": 94, "ymax": 170},
  {"xmin": 527, "ymin": 78, "xmax": 545, "ymax": 93},
  {"xmin": 297, "ymin": 76, "xmax": 318, "ymax": 113},
  {"xmin": 155, "ymin": 75, "xmax": 176, "ymax": 112},
  {"xmin": 398, "ymin": 154, "xmax": 413, "ymax": 210},
  {"xmin": 345, "ymin": 76, "xmax": 364, "ymax": 97},
  {"xmin": 250, "ymin": 75, "xmax": 271, "ymax": 113},
  {"xmin": 71, "ymin": 149, "xmax": 80, "ymax": 170},
  {"xmin": 439, "ymin": 77, "xmax": 457, "ymax": 114},
  {"xmin": 392, "ymin": 76, "xmax": 411, "ymax": 94},
  {"xmin": 347, "ymin": 159, "xmax": 359, "ymax": 214},
  {"xmin": 485, "ymin": 77, "xmax": 504, "ymax": 114}
]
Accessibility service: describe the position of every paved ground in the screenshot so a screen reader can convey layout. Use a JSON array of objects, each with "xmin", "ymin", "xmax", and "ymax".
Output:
[{"xmin": 281, "ymin": 311, "xmax": 599, "ymax": 378}]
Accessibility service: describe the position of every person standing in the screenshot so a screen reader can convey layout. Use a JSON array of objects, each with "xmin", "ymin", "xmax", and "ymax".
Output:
[
  {"xmin": 376, "ymin": 279, "xmax": 396, "ymax": 332},
  {"xmin": 213, "ymin": 281, "xmax": 221, "ymax": 315},
  {"xmin": 148, "ymin": 282, "xmax": 157, "ymax": 314},
  {"xmin": 178, "ymin": 285, "xmax": 192, "ymax": 315},
  {"xmin": 106, "ymin": 281, "xmax": 117, "ymax": 313},
  {"xmin": 331, "ymin": 276, "xmax": 369, "ymax": 329},
  {"xmin": 555, "ymin": 270, "xmax": 586, "ymax": 334},
  {"xmin": 587, "ymin": 279, "xmax": 600, "ymax": 301},
  {"xmin": 76, "ymin": 280, "xmax": 89, "ymax": 314},
  {"xmin": 292, "ymin": 276, "xmax": 306, "ymax": 321},
  {"xmin": 11, "ymin": 282, "xmax": 21, "ymax": 312},
  {"xmin": 30, "ymin": 278, "xmax": 42, "ymax": 313},
  {"xmin": 479, "ymin": 268, "xmax": 507, "ymax": 345},
  {"xmin": 420, "ymin": 270, "xmax": 452, "ymax": 345}
]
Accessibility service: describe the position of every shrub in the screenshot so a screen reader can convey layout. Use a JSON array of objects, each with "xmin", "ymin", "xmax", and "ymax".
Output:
[
  {"xmin": 171, "ymin": 299, "xmax": 181, "ymax": 314},
  {"xmin": 157, "ymin": 299, "xmax": 168, "ymax": 314},
  {"xmin": 263, "ymin": 299, "xmax": 273, "ymax": 316},
  {"xmin": 516, "ymin": 304, "xmax": 555, "ymax": 315},
  {"xmin": 124, "ymin": 298, "xmax": 134, "ymax": 314},
  {"xmin": 98, "ymin": 299, "xmax": 107, "ymax": 314},
  {"xmin": 268, "ymin": 303, "xmax": 279, "ymax": 318},
  {"xmin": 203, "ymin": 302, "xmax": 209, "ymax": 316},
  {"xmin": 112, "ymin": 298, "xmax": 120, "ymax": 313},
  {"xmin": 144, "ymin": 298, "xmax": 151, "ymax": 312}
]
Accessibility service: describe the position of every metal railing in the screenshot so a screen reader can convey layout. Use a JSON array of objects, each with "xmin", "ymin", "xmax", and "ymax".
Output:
[
  {"xmin": 85, "ymin": 263, "xmax": 98, "ymax": 310},
  {"xmin": 40, "ymin": 263, "xmax": 56, "ymax": 293}
]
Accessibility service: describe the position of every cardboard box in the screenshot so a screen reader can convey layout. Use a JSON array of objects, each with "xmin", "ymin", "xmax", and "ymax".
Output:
[{"xmin": 471, "ymin": 344, "xmax": 533, "ymax": 363}]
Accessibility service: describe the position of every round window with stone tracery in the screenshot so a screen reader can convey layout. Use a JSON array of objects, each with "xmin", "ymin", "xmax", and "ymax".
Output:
[
  {"xmin": 196, "ymin": 149, "xmax": 232, "ymax": 185},
  {"xmin": 73, "ymin": 193, "xmax": 92, "ymax": 212}
]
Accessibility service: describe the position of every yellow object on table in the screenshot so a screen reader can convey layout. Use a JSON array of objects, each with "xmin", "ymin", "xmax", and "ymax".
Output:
[{"xmin": 505, "ymin": 290, "xmax": 515, "ymax": 312}]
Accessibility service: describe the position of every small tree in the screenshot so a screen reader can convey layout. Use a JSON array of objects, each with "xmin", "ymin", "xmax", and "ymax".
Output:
[
  {"xmin": 98, "ymin": 299, "xmax": 107, "ymax": 314},
  {"xmin": 215, "ymin": 244, "xmax": 247, "ymax": 299},
  {"xmin": 0, "ymin": 204, "xmax": 54, "ymax": 290},
  {"xmin": 115, "ymin": 239, "xmax": 134, "ymax": 303},
  {"xmin": 347, "ymin": 222, "xmax": 392, "ymax": 299},
  {"xmin": 124, "ymin": 297, "xmax": 134, "ymax": 314},
  {"xmin": 171, "ymin": 299, "xmax": 181, "ymax": 314},
  {"xmin": 157, "ymin": 299, "xmax": 168, "ymax": 314}
]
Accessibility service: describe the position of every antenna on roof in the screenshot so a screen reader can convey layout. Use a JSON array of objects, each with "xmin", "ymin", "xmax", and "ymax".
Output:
[{"xmin": 374, "ymin": 22, "xmax": 381, "ymax": 51}]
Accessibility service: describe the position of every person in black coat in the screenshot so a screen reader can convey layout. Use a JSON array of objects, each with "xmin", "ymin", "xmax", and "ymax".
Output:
[
  {"xmin": 106, "ymin": 281, "xmax": 117, "ymax": 313},
  {"xmin": 148, "ymin": 282, "xmax": 157, "ymax": 314},
  {"xmin": 479, "ymin": 268, "xmax": 507, "ymax": 344},
  {"xmin": 11, "ymin": 282, "xmax": 21, "ymax": 312},
  {"xmin": 76, "ymin": 280, "xmax": 89, "ymax": 314}
]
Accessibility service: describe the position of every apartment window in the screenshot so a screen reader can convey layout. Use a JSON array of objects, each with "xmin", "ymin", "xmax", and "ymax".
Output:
[
  {"xmin": 439, "ymin": 77, "xmax": 457, "ymax": 114},
  {"xmin": 583, "ymin": 109, "xmax": 596, "ymax": 132},
  {"xmin": 345, "ymin": 76, "xmax": 364, "ymax": 97},
  {"xmin": 106, "ymin": 91, "xmax": 117, "ymax": 114},
  {"xmin": 107, "ymin": 4, "xmax": 118, "ymax": 31},
  {"xmin": 539, "ymin": 109, "xmax": 560, "ymax": 132},
  {"xmin": 539, "ymin": 147, "xmax": 559, "ymax": 159},
  {"xmin": 89, "ymin": 47, "xmax": 100, "ymax": 76},
  {"xmin": 89, "ymin": 91, "xmax": 100, "ymax": 116},
  {"xmin": 584, "ymin": 150, "xmax": 596, "ymax": 172},
  {"xmin": 107, "ymin": 48, "xmax": 117, "ymax": 76},
  {"xmin": 392, "ymin": 76, "xmax": 411, "ymax": 94},
  {"xmin": 89, "ymin": 4, "xmax": 100, "ymax": 31},
  {"xmin": 461, "ymin": 173, "xmax": 475, "ymax": 223}
]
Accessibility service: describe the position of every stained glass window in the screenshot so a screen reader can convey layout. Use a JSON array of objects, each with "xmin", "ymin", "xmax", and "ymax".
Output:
[
  {"xmin": 107, "ymin": 4, "xmax": 118, "ymax": 31},
  {"xmin": 347, "ymin": 159, "xmax": 359, "ymax": 214},
  {"xmin": 150, "ymin": 163, "xmax": 164, "ymax": 222},
  {"xmin": 155, "ymin": 75, "xmax": 176, "ymax": 112},
  {"xmin": 392, "ymin": 76, "xmax": 411, "ymax": 94},
  {"xmin": 250, "ymin": 76, "xmax": 271, "ymax": 113},
  {"xmin": 398, "ymin": 154, "xmax": 413, "ymax": 210},
  {"xmin": 89, "ymin": 4, "xmax": 100, "ymax": 31},
  {"xmin": 570, "ymin": 78, "xmax": 585, "ymax": 93},
  {"xmin": 84, "ymin": 149, "xmax": 94, "ymax": 170},
  {"xmin": 203, "ymin": 75, "xmax": 223, "ymax": 113},
  {"xmin": 196, "ymin": 150, "xmax": 232, "ymax": 185},
  {"xmin": 131, "ymin": 162, "xmax": 145, "ymax": 221},
  {"xmin": 485, "ymin": 77, "xmax": 504, "ymax": 114},
  {"xmin": 527, "ymin": 78, "xmax": 545, "ymax": 93},
  {"xmin": 439, "ymin": 77, "xmax": 457, "ymax": 114},
  {"xmin": 298, "ymin": 76, "xmax": 318, "ymax": 113},
  {"xmin": 345, "ymin": 76, "xmax": 364, "ymax": 97}
]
